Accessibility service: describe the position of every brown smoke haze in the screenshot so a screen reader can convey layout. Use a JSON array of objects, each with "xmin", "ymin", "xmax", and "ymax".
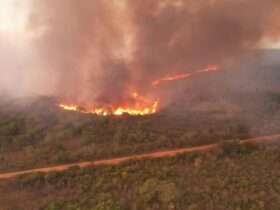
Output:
[{"xmin": 1, "ymin": 0, "xmax": 280, "ymax": 105}]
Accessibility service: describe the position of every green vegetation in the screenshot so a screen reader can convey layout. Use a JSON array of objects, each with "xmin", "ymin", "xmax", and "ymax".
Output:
[
  {"xmin": 0, "ymin": 96, "xmax": 255, "ymax": 173},
  {"xmin": 1, "ymin": 143, "xmax": 280, "ymax": 210},
  {"xmin": 218, "ymin": 141, "xmax": 260, "ymax": 157},
  {"xmin": 0, "ymin": 92, "xmax": 280, "ymax": 209},
  {"xmin": 0, "ymin": 92, "xmax": 280, "ymax": 172}
]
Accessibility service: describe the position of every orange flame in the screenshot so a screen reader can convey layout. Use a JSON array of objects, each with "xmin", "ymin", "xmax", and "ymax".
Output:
[
  {"xmin": 59, "ymin": 92, "xmax": 159, "ymax": 116},
  {"xmin": 152, "ymin": 65, "xmax": 219, "ymax": 86},
  {"xmin": 59, "ymin": 64, "xmax": 220, "ymax": 116}
]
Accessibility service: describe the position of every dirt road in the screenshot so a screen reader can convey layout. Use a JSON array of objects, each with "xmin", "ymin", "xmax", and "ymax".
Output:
[{"xmin": 1, "ymin": 134, "xmax": 280, "ymax": 180}]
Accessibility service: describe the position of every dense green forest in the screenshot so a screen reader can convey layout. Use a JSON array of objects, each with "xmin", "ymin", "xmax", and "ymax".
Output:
[{"xmin": 1, "ymin": 142, "xmax": 280, "ymax": 210}]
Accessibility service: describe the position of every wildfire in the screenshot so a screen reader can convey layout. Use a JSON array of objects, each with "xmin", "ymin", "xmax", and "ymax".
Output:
[
  {"xmin": 59, "ymin": 92, "xmax": 159, "ymax": 116},
  {"xmin": 152, "ymin": 65, "xmax": 219, "ymax": 86},
  {"xmin": 59, "ymin": 64, "xmax": 220, "ymax": 116}
]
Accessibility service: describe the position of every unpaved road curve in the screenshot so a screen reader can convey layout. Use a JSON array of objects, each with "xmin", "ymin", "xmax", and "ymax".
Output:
[{"xmin": 1, "ymin": 134, "xmax": 280, "ymax": 180}]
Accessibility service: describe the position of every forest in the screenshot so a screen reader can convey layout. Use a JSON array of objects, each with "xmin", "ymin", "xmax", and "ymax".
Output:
[
  {"xmin": 1, "ymin": 141, "xmax": 280, "ymax": 210},
  {"xmin": 0, "ymin": 90, "xmax": 280, "ymax": 173}
]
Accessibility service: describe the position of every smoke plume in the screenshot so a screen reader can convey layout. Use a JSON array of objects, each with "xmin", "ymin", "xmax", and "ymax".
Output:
[{"xmin": 1, "ymin": 0, "xmax": 280, "ymax": 103}]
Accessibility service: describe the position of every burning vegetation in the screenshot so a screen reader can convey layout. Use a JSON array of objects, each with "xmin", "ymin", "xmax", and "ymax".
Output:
[
  {"xmin": 152, "ymin": 64, "xmax": 220, "ymax": 87},
  {"xmin": 58, "ymin": 64, "xmax": 220, "ymax": 116},
  {"xmin": 59, "ymin": 91, "xmax": 159, "ymax": 116},
  {"xmin": 1, "ymin": 1, "xmax": 280, "ymax": 209},
  {"xmin": 21, "ymin": 0, "xmax": 279, "ymax": 116}
]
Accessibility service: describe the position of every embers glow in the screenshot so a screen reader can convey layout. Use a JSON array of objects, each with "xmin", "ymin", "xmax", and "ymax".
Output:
[
  {"xmin": 152, "ymin": 65, "xmax": 219, "ymax": 86},
  {"xmin": 59, "ymin": 92, "xmax": 159, "ymax": 116}
]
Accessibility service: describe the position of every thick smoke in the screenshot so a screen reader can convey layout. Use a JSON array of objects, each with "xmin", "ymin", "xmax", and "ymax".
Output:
[
  {"xmin": 28, "ymin": 1, "xmax": 132, "ymax": 103},
  {"xmin": 2, "ymin": 0, "xmax": 280, "ymax": 103},
  {"xmin": 129, "ymin": 0, "xmax": 280, "ymax": 76},
  {"xmin": 0, "ymin": 33, "xmax": 49, "ymax": 97}
]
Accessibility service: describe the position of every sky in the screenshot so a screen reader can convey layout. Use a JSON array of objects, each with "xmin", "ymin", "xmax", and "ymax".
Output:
[
  {"xmin": 0, "ymin": 0, "xmax": 31, "ymax": 38},
  {"xmin": 0, "ymin": 0, "xmax": 49, "ymax": 96},
  {"xmin": 271, "ymin": 42, "xmax": 280, "ymax": 48}
]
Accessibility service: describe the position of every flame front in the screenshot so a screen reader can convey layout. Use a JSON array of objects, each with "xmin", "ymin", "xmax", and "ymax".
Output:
[
  {"xmin": 59, "ymin": 64, "xmax": 220, "ymax": 116},
  {"xmin": 59, "ymin": 92, "xmax": 159, "ymax": 116},
  {"xmin": 152, "ymin": 65, "xmax": 219, "ymax": 86}
]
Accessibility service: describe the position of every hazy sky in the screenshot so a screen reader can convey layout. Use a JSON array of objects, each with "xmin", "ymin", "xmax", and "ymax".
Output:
[
  {"xmin": 0, "ymin": 0, "xmax": 51, "ymax": 96},
  {"xmin": 0, "ymin": 0, "xmax": 30, "ymax": 38},
  {"xmin": 271, "ymin": 42, "xmax": 280, "ymax": 48}
]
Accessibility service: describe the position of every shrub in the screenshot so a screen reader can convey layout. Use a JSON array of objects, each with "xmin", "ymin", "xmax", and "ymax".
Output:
[
  {"xmin": 139, "ymin": 178, "xmax": 178, "ymax": 204},
  {"xmin": 17, "ymin": 172, "xmax": 45, "ymax": 187},
  {"xmin": 219, "ymin": 141, "xmax": 259, "ymax": 157}
]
